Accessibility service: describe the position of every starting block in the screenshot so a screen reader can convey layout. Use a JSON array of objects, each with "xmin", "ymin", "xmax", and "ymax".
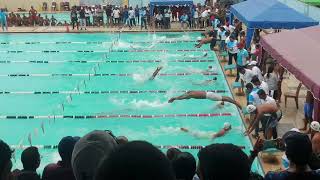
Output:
[{"xmin": 224, "ymin": 64, "xmax": 237, "ymax": 71}]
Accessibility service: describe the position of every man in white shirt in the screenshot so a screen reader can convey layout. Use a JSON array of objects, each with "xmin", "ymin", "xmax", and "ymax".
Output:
[
  {"xmin": 251, "ymin": 76, "xmax": 269, "ymax": 94},
  {"xmin": 238, "ymin": 66, "xmax": 255, "ymax": 84},
  {"xmin": 113, "ymin": 7, "xmax": 120, "ymax": 25},
  {"xmin": 257, "ymin": 89, "xmax": 277, "ymax": 106},
  {"xmin": 200, "ymin": 9, "xmax": 208, "ymax": 27},
  {"xmin": 155, "ymin": 13, "xmax": 163, "ymax": 28},
  {"xmin": 248, "ymin": 61, "xmax": 264, "ymax": 82},
  {"xmin": 128, "ymin": 7, "xmax": 135, "ymax": 28}
]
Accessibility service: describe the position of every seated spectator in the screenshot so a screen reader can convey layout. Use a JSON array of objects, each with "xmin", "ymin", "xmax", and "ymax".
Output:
[
  {"xmin": 51, "ymin": 15, "xmax": 57, "ymax": 26},
  {"xmin": 166, "ymin": 147, "xmax": 182, "ymax": 161},
  {"xmin": 309, "ymin": 132, "xmax": 320, "ymax": 170},
  {"xmin": 42, "ymin": 136, "xmax": 79, "ymax": 180},
  {"xmin": 265, "ymin": 131, "xmax": 320, "ymax": 179},
  {"xmin": 13, "ymin": 146, "xmax": 41, "ymax": 180},
  {"xmin": 0, "ymin": 139, "xmax": 13, "ymax": 180},
  {"xmin": 171, "ymin": 152, "xmax": 196, "ymax": 180},
  {"xmin": 37, "ymin": 14, "xmax": 44, "ymax": 26},
  {"xmin": 180, "ymin": 13, "xmax": 189, "ymax": 29},
  {"xmin": 16, "ymin": 14, "xmax": 22, "ymax": 26},
  {"xmin": 22, "ymin": 14, "xmax": 29, "ymax": 26},
  {"xmin": 197, "ymin": 143, "xmax": 250, "ymax": 180},
  {"xmin": 44, "ymin": 15, "xmax": 50, "ymax": 26},
  {"xmin": 72, "ymin": 130, "xmax": 118, "ymax": 180},
  {"xmin": 95, "ymin": 141, "xmax": 175, "ymax": 180}
]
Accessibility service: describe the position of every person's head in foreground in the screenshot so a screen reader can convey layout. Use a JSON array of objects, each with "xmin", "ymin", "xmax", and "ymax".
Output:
[
  {"xmin": 197, "ymin": 144, "xmax": 250, "ymax": 180},
  {"xmin": 172, "ymin": 152, "xmax": 196, "ymax": 180},
  {"xmin": 310, "ymin": 121, "xmax": 320, "ymax": 137},
  {"xmin": 257, "ymin": 89, "xmax": 267, "ymax": 100},
  {"xmin": 72, "ymin": 130, "xmax": 118, "ymax": 180},
  {"xmin": 0, "ymin": 139, "xmax": 13, "ymax": 180},
  {"xmin": 95, "ymin": 141, "xmax": 175, "ymax": 180},
  {"xmin": 21, "ymin": 146, "xmax": 40, "ymax": 171},
  {"xmin": 58, "ymin": 136, "xmax": 79, "ymax": 166},
  {"xmin": 115, "ymin": 136, "xmax": 128, "ymax": 145},
  {"xmin": 265, "ymin": 130, "xmax": 320, "ymax": 179},
  {"xmin": 167, "ymin": 147, "xmax": 182, "ymax": 161}
]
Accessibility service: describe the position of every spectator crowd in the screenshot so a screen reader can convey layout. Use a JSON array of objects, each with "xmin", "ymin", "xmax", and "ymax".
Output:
[
  {"xmin": 0, "ymin": 2, "xmax": 231, "ymax": 31},
  {"xmin": 1, "ymin": 127, "xmax": 320, "ymax": 180}
]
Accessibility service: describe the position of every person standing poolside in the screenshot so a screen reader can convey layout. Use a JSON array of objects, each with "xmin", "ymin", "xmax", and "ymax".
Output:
[
  {"xmin": 300, "ymin": 91, "xmax": 314, "ymax": 131},
  {"xmin": 0, "ymin": 9, "xmax": 8, "ymax": 31},
  {"xmin": 140, "ymin": 7, "xmax": 147, "ymax": 30},
  {"xmin": 226, "ymin": 35, "xmax": 238, "ymax": 66},
  {"xmin": 245, "ymin": 104, "xmax": 282, "ymax": 139},
  {"xmin": 79, "ymin": 7, "xmax": 86, "ymax": 30},
  {"xmin": 29, "ymin": 6, "xmax": 37, "ymax": 26},
  {"xmin": 235, "ymin": 43, "xmax": 249, "ymax": 82},
  {"xmin": 70, "ymin": 7, "xmax": 78, "ymax": 30},
  {"xmin": 168, "ymin": 91, "xmax": 242, "ymax": 109},
  {"xmin": 180, "ymin": 122, "xmax": 231, "ymax": 139}
]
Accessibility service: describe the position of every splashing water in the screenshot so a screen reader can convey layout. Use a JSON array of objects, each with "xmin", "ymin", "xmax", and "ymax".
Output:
[{"xmin": 129, "ymin": 99, "xmax": 168, "ymax": 109}]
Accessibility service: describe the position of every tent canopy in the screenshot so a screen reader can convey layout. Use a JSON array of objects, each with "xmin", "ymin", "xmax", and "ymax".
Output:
[
  {"xmin": 150, "ymin": 0, "xmax": 193, "ymax": 6},
  {"xmin": 231, "ymin": 0, "xmax": 319, "ymax": 29},
  {"xmin": 230, "ymin": 0, "xmax": 319, "ymax": 47},
  {"xmin": 260, "ymin": 26, "xmax": 320, "ymax": 100}
]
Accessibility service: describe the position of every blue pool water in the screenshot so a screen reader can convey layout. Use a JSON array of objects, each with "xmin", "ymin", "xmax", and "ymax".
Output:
[{"xmin": 0, "ymin": 32, "xmax": 262, "ymax": 174}]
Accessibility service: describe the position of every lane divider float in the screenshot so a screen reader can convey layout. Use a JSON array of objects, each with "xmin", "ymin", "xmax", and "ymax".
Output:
[
  {"xmin": 0, "ymin": 40, "xmax": 196, "ymax": 45},
  {"xmin": 0, "ymin": 113, "xmax": 232, "ymax": 119},
  {"xmin": 0, "ymin": 59, "xmax": 214, "ymax": 64},
  {"xmin": 1, "ymin": 49, "xmax": 208, "ymax": 53},
  {"xmin": 0, "ymin": 72, "xmax": 218, "ymax": 77},
  {"xmin": 0, "ymin": 90, "xmax": 226, "ymax": 95}
]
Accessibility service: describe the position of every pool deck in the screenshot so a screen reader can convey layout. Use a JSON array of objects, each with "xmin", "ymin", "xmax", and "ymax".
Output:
[
  {"xmin": 218, "ymin": 50, "xmax": 306, "ymax": 174},
  {"xmin": 0, "ymin": 27, "xmax": 305, "ymax": 174},
  {"xmin": 0, "ymin": 25, "xmax": 205, "ymax": 33}
]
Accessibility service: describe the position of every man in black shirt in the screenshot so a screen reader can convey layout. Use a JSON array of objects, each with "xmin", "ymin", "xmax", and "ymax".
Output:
[{"xmin": 79, "ymin": 7, "xmax": 86, "ymax": 30}]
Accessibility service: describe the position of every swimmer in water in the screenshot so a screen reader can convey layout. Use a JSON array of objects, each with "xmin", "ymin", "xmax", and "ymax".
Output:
[
  {"xmin": 130, "ymin": 44, "xmax": 155, "ymax": 50},
  {"xmin": 168, "ymin": 91, "xmax": 242, "ymax": 109},
  {"xmin": 180, "ymin": 122, "xmax": 232, "ymax": 139},
  {"xmin": 183, "ymin": 52, "xmax": 208, "ymax": 58},
  {"xmin": 149, "ymin": 66, "xmax": 163, "ymax": 80},
  {"xmin": 192, "ymin": 77, "xmax": 217, "ymax": 86}
]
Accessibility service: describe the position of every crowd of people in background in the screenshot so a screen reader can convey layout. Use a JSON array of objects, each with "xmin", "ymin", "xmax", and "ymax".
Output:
[{"xmin": 0, "ymin": 2, "xmax": 231, "ymax": 31}]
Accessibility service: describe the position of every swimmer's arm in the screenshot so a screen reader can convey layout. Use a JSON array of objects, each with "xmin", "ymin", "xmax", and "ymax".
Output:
[
  {"xmin": 149, "ymin": 67, "xmax": 163, "ymax": 80},
  {"xmin": 246, "ymin": 112, "xmax": 263, "ymax": 135},
  {"xmin": 168, "ymin": 91, "xmax": 206, "ymax": 103},
  {"xmin": 212, "ymin": 129, "xmax": 226, "ymax": 138}
]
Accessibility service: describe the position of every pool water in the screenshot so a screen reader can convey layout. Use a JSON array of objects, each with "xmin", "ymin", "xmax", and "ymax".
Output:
[{"xmin": 0, "ymin": 32, "xmax": 262, "ymax": 175}]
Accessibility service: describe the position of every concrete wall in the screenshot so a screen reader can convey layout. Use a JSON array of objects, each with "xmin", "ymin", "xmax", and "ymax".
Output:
[{"xmin": 0, "ymin": 0, "xmax": 80, "ymax": 11}]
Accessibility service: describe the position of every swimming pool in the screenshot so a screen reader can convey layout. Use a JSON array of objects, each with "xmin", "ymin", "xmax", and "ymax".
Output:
[{"xmin": 0, "ymin": 32, "xmax": 262, "ymax": 174}]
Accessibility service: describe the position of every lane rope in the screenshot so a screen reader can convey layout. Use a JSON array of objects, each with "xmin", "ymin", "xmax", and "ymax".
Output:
[
  {"xmin": 0, "ymin": 40, "xmax": 196, "ymax": 45},
  {"xmin": 1, "ymin": 49, "xmax": 208, "ymax": 53},
  {"xmin": 0, "ymin": 72, "xmax": 218, "ymax": 77},
  {"xmin": 0, "ymin": 90, "xmax": 226, "ymax": 95},
  {"xmin": 10, "ymin": 144, "xmax": 245, "ymax": 150},
  {"xmin": 0, "ymin": 59, "xmax": 214, "ymax": 64},
  {"xmin": 0, "ymin": 113, "xmax": 232, "ymax": 119}
]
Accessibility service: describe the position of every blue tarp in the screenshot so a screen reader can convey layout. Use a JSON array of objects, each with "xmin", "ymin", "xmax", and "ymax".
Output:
[
  {"xmin": 150, "ymin": 0, "xmax": 193, "ymax": 16},
  {"xmin": 230, "ymin": 0, "xmax": 319, "ymax": 47}
]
